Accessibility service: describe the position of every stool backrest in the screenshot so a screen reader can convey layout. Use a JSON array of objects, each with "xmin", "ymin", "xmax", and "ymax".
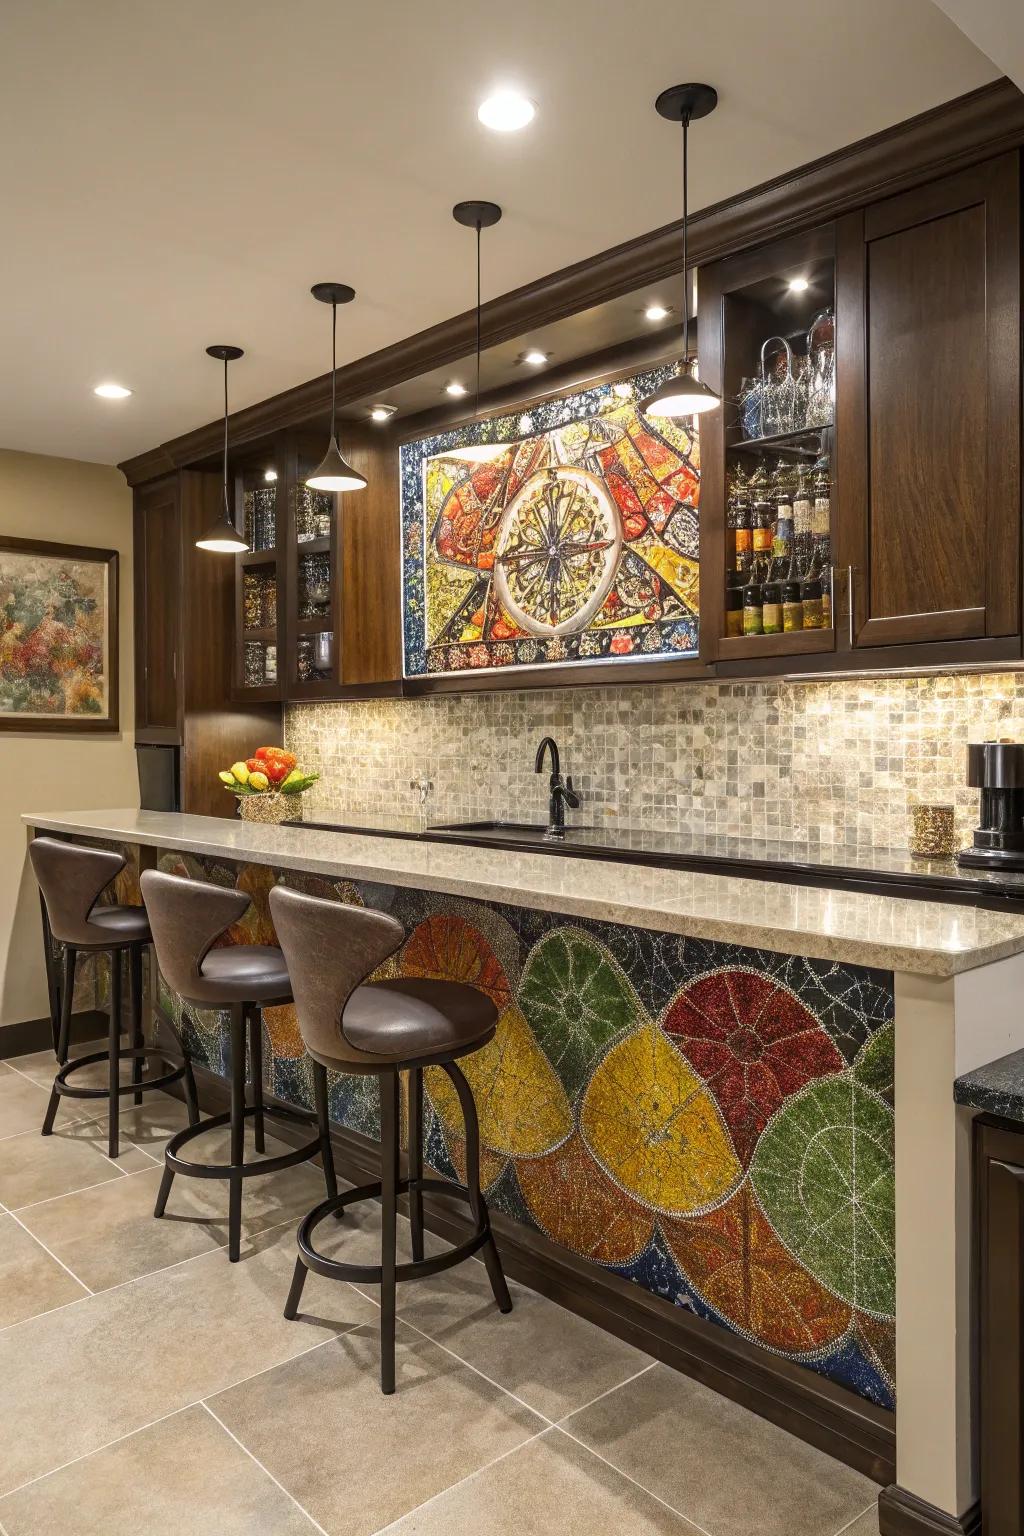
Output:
[
  {"xmin": 268, "ymin": 884, "xmax": 404, "ymax": 1066},
  {"xmin": 140, "ymin": 869, "xmax": 250, "ymax": 1001},
  {"xmin": 29, "ymin": 837, "xmax": 126, "ymax": 945}
]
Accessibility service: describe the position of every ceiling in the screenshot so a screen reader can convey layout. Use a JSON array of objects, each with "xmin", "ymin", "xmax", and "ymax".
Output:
[{"xmin": 0, "ymin": 0, "xmax": 999, "ymax": 467}]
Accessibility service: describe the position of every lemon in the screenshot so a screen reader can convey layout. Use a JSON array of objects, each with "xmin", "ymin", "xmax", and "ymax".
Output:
[{"xmin": 230, "ymin": 761, "xmax": 250, "ymax": 784}]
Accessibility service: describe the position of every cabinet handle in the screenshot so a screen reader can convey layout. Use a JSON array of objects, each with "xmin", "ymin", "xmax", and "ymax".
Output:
[{"xmin": 847, "ymin": 565, "xmax": 856, "ymax": 648}]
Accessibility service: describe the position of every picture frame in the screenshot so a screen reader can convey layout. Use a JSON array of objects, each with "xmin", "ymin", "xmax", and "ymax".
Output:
[{"xmin": 0, "ymin": 535, "xmax": 119, "ymax": 732}]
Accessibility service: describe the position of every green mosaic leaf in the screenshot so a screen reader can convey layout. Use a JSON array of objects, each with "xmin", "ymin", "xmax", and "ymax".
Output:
[
  {"xmin": 749, "ymin": 1076, "xmax": 895, "ymax": 1316},
  {"xmin": 852, "ymin": 1023, "xmax": 894, "ymax": 1106},
  {"xmin": 519, "ymin": 929, "xmax": 645, "ymax": 1101}
]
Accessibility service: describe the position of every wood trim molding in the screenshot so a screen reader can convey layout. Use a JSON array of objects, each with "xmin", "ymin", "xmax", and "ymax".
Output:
[
  {"xmin": 0, "ymin": 1009, "xmax": 106, "ymax": 1062},
  {"xmin": 164, "ymin": 1061, "xmax": 895, "ymax": 1485},
  {"xmin": 120, "ymin": 78, "xmax": 1024, "ymax": 487},
  {"xmin": 877, "ymin": 1485, "xmax": 980, "ymax": 1536}
]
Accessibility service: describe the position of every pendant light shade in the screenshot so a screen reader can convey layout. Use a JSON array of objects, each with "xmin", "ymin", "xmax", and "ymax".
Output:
[
  {"xmin": 306, "ymin": 283, "xmax": 367, "ymax": 493},
  {"xmin": 196, "ymin": 345, "xmax": 249, "ymax": 553},
  {"xmin": 640, "ymin": 83, "xmax": 721, "ymax": 423},
  {"xmin": 447, "ymin": 201, "xmax": 509, "ymax": 466}
]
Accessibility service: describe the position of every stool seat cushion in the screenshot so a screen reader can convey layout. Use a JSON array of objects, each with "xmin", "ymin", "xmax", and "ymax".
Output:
[
  {"xmin": 87, "ymin": 905, "xmax": 152, "ymax": 944},
  {"xmin": 338, "ymin": 978, "xmax": 498, "ymax": 1065},
  {"xmin": 193, "ymin": 945, "xmax": 292, "ymax": 1004}
]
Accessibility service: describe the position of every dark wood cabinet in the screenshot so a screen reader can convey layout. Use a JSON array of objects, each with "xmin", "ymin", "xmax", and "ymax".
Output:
[
  {"xmin": 976, "ymin": 1117, "xmax": 1024, "ymax": 1536},
  {"xmin": 133, "ymin": 477, "xmax": 181, "ymax": 734},
  {"xmin": 836, "ymin": 153, "xmax": 1021, "ymax": 649}
]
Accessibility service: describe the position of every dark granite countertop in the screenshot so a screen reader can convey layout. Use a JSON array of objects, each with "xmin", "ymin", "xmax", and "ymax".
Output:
[{"xmin": 955, "ymin": 1050, "xmax": 1024, "ymax": 1123}]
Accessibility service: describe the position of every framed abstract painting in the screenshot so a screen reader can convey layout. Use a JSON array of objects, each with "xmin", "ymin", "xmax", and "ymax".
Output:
[
  {"xmin": 400, "ymin": 367, "xmax": 700, "ymax": 679},
  {"xmin": 0, "ymin": 536, "xmax": 119, "ymax": 732}
]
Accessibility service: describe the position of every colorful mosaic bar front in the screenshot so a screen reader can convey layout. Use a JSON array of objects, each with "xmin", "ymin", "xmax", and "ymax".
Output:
[{"xmin": 153, "ymin": 850, "xmax": 896, "ymax": 1412}]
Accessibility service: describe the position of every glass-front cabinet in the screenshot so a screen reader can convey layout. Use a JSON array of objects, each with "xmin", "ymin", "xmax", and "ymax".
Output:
[{"xmin": 698, "ymin": 225, "xmax": 839, "ymax": 664}]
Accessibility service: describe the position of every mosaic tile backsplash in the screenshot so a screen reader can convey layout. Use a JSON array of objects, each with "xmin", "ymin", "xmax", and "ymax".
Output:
[{"xmin": 285, "ymin": 671, "xmax": 1024, "ymax": 851}]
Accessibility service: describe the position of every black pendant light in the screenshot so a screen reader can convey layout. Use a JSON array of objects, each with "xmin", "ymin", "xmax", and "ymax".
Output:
[
  {"xmin": 306, "ymin": 283, "xmax": 367, "ymax": 493},
  {"xmin": 640, "ymin": 84, "xmax": 722, "ymax": 420},
  {"xmin": 448, "ymin": 200, "xmax": 508, "ymax": 464},
  {"xmin": 195, "ymin": 345, "xmax": 249, "ymax": 552}
]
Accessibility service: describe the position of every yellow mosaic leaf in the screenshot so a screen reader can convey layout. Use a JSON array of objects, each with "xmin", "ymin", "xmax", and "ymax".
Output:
[
  {"xmin": 633, "ymin": 537, "xmax": 699, "ymax": 611},
  {"xmin": 581, "ymin": 1025, "xmax": 741, "ymax": 1216},
  {"xmin": 425, "ymin": 1002, "xmax": 572, "ymax": 1160}
]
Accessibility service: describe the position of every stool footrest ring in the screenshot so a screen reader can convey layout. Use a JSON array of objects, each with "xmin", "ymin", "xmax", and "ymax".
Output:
[
  {"xmin": 164, "ymin": 1105, "xmax": 322, "ymax": 1181},
  {"xmin": 54, "ymin": 1047, "xmax": 186, "ymax": 1101},
  {"xmin": 295, "ymin": 1176, "xmax": 493, "ymax": 1286}
]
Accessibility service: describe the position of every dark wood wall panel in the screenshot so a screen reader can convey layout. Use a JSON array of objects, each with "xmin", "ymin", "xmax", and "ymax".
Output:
[{"xmin": 134, "ymin": 478, "xmax": 181, "ymax": 733}]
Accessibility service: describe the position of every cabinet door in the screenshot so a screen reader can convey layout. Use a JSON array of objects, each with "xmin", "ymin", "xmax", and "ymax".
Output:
[
  {"xmin": 133, "ymin": 478, "xmax": 181, "ymax": 733},
  {"xmin": 836, "ymin": 153, "xmax": 1020, "ymax": 648}
]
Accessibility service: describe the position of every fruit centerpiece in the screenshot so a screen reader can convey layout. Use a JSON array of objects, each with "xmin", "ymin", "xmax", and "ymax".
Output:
[{"xmin": 218, "ymin": 746, "xmax": 319, "ymax": 824}]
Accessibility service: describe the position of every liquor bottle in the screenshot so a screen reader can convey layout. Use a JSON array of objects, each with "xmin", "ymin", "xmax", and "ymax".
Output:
[
  {"xmin": 724, "ymin": 571, "xmax": 744, "ymax": 638},
  {"xmin": 771, "ymin": 463, "xmax": 795, "ymax": 561},
  {"xmin": 762, "ymin": 564, "xmax": 784, "ymax": 634},
  {"xmin": 751, "ymin": 493, "xmax": 774, "ymax": 560},
  {"xmin": 782, "ymin": 553, "xmax": 804, "ymax": 632},
  {"xmin": 800, "ymin": 550, "xmax": 825, "ymax": 630},
  {"xmin": 792, "ymin": 461, "xmax": 813, "ymax": 573},
  {"xmin": 742, "ymin": 558, "xmax": 765, "ymax": 636},
  {"xmin": 727, "ymin": 467, "xmax": 752, "ymax": 576},
  {"xmin": 811, "ymin": 451, "xmax": 831, "ymax": 569}
]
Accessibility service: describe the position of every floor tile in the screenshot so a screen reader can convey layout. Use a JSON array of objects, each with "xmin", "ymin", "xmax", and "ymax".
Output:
[
  {"xmin": 4, "ymin": 1050, "xmax": 68, "ymax": 1090},
  {"xmin": 562, "ymin": 1363, "xmax": 878, "ymax": 1536},
  {"xmin": 320, "ymin": 1188, "xmax": 652, "ymax": 1421},
  {"xmin": 0, "ymin": 1404, "xmax": 320, "ymax": 1535},
  {"xmin": 0, "ymin": 1067, "xmax": 56, "ymax": 1141},
  {"xmin": 383, "ymin": 1426, "xmax": 699, "ymax": 1535},
  {"xmin": 0, "ymin": 1214, "xmax": 88, "ymax": 1327},
  {"xmin": 0, "ymin": 1220, "xmax": 376, "ymax": 1495},
  {"xmin": 0, "ymin": 1116, "xmax": 152, "ymax": 1211},
  {"xmin": 18, "ymin": 1137, "xmax": 328, "ymax": 1291},
  {"xmin": 208, "ymin": 1322, "xmax": 545, "ymax": 1536}
]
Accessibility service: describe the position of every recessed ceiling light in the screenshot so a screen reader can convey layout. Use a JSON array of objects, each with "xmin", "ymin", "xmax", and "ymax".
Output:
[
  {"xmin": 445, "ymin": 381, "xmax": 469, "ymax": 398},
  {"xmin": 521, "ymin": 349, "xmax": 549, "ymax": 367},
  {"xmin": 788, "ymin": 276, "xmax": 810, "ymax": 293},
  {"xmin": 644, "ymin": 304, "xmax": 670, "ymax": 322},
  {"xmin": 370, "ymin": 404, "xmax": 397, "ymax": 422},
  {"xmin": 478, "ymin": 90, "xmax": 536, "ymax": 132},
  {"xmin": 93, "ymin": 382, "xmax": 132, "ymax": 399},
  {"xmin": 264, "ymin": 468, "xmax": 278, "ymax": 482}
]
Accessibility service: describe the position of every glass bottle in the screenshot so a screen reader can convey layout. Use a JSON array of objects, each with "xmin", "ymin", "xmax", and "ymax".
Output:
[
  {"xmin": 782, "ymin": 553, "xmax": 804, "ymax": 632},
  {"xmin": 727, "ymin": 467, "xmax": 752, "ymax": 576},
  {"xmin": 771, "ymin": 458, "xmax": 795, "ymax": 560},
  {"xmin": 724, "ymin": 572, "xmax": 744, "ymax": 638},
  {"xmin": 811, "ymin": 451, "xmax": 831, "ymax": 569},
  {"xmin": 800, "ymin": 553, "xmax": 825, "ymax": 630},
  {"xmin": 762, "ymin": 564, "xmax": 783, "ymax": 634},
  {"xmin": 792, "ymin": 461, "xmax": 814, "ymax": 573}
]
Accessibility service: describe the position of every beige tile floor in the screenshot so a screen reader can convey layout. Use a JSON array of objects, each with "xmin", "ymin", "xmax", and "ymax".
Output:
[{"xmin": 0, "ymin": 1053, "xmax": 882, "ymax": 1536}]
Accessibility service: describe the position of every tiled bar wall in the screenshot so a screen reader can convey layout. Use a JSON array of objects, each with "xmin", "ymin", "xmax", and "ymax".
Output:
[{"xmin": 285, "ymin": 672, "xmax": 1024, "ymax": 852}]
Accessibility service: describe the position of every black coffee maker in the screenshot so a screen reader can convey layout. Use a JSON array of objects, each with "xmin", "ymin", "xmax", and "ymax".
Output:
[{"xmin": 958, "ymin": 742, "xmax": 1024, "ymax": 871}]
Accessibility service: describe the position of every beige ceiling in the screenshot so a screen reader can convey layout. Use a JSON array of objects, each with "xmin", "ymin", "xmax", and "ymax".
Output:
[{"xmin": 0, "ymin": 0, "xmax": 998, "ymax": 466}]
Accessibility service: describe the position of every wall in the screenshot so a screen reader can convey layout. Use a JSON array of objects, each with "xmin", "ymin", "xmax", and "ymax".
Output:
[
  {"xmin": 285, "ymin": 671, "xmax": 1024, "ymax": 852},
  {"xmin": 0, "ymin": 450, "xmax": 137, "ymax": 1028}
]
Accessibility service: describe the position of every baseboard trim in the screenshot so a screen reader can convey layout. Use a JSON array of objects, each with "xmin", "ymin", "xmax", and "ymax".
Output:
[
  {"xmin": 878, "ymin": 1485, "xmax": 980, "ymax": 1535},
  {"xmin": 0, "ymin": 1010, "xmax": 106, "ymax": 1062},
  {"xmin": 167, "ymin": 1061, "xmax": 896, "ymax": 1484}
]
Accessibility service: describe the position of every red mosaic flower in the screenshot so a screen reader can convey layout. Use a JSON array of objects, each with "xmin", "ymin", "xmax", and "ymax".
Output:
[{"xmin": 662, "ymin": 969, "xmax": 843, "ymax": 1165}]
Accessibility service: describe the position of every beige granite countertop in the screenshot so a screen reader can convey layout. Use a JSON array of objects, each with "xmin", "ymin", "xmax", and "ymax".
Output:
[{"xmin": 23, "ymin": 807, "xmax": 1024, "ymax": 977}]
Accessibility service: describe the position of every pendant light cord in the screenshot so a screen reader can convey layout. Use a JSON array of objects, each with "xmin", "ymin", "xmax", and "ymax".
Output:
[
  {"xmin": 681, "ymin": 111, "xmax": 690, "ymax": 363},
  {"xmin": 222, "ymin": 356, "xmax": 230, "ymax": 516},
  {"xmin": 474, "ymin": 220, "xmax": 482, "ymax": 418},
  {"xmin": 330, "ymin": 301, "xmax": 338, "ymax": 439}
]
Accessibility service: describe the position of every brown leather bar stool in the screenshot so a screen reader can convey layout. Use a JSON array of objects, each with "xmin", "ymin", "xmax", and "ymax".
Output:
[
  {"xmin": 140, "ymin": 870, "xmax": 338, "ymax": 1263},
  {"xmin": 29, "ymin": 837, "xmax": 196, "ymax": 1158},
  {"xmin": 269, "ymin": 883, "xmax": 512, "ymax": 1395}
]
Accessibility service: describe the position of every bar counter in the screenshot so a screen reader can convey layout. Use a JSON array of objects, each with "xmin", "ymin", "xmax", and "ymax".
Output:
[{"xmin": 22, "ymin": 807, "xmax": 1024, "ymax": 1525}]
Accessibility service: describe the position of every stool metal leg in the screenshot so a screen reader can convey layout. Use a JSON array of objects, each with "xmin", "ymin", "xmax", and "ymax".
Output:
[
  {"xmin": 444, "ymin": 1060, "xmax": 512, "ymax": 1314},
  {"xmin": 107, "ymin": 948, "xmax": 121, "ymax": 1159},
  {"xmin": 284, "ymin": 1254, "xmax": 308, "ymax": 1320},
  {"xmin": 228, "ymin": 1003, "xmax": 246, "ymax": 1262},
  {"xmin": 130, "ymin": 944, "xmax": 144, "ymax": 1107},
  {"xmin": 42, "ymin": 945, "xmax": 76, "ymax": 1135},
  {"xmin": 408, "ymin": 1068, "xmax": 425, "ymax": 1263},
  {"xmin": 249, "ymin": 1004, "xmax": 266, "ymax": 1154},
  {"xmin": 313, "ymin": 1060, "xmax": 337, "ymax": 1202},
  {"xmin": 182, "ymin": 1056, "xmax": 200, "ymax": 1126},
  {"xmin": 380, "ymin": 1068, "xmax": 400, "ymax": 1394}
]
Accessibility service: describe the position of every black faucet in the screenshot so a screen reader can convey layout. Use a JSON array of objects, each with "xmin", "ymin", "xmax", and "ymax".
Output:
[{"xmin": 535, "ymin": 736, "xmax": 580, "ymax": 838}]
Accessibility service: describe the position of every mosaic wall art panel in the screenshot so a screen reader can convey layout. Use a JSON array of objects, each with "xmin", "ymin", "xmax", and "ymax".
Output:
[
  {"xmin": 400, "ymin": 368, "xmax": 699, "ymax": 678},
  {"xmin": 154, "ymin": 848, "xmax": 895, "ymax": 1411},
  {"xmin": 287, "ymin": 670, "xmax": 1024, "ymax": 852}
]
